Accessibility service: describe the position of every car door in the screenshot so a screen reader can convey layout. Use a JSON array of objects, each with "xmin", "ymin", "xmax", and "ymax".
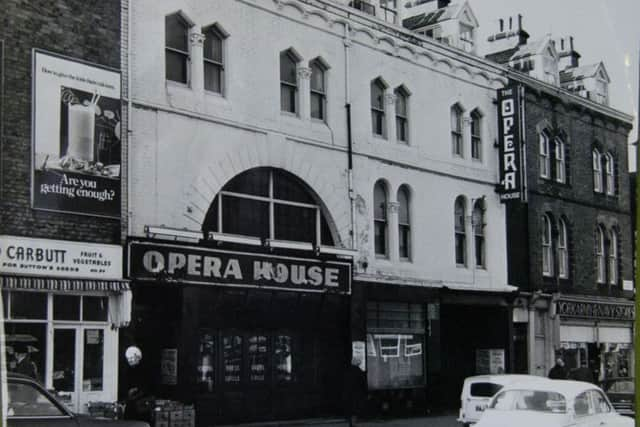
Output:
[
  {"xmin": 589, "ymin": 389, "xmax": 630, "ymax": 427},
  {"xmin": 7, "ymin": 378, "xmax": 77, "ymax": 427}
]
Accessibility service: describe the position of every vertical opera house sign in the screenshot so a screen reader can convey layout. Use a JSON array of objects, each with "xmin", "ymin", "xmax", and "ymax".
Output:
[
  {"xmin": 128, "ymin": 241, "xmax": 352, "ymax": 294},
  {"xmin": 497, "ymin": 85, "xmax": 527, "ymax": 203}
]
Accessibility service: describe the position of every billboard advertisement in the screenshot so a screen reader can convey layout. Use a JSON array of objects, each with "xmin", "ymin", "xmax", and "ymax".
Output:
[
  {"xmin": 497, "ymin": 84, "xmax": 526, "ymax": 203},
  {"xmin": 32, "ymin": 50, "xmax": 121, "ymax": 217}
]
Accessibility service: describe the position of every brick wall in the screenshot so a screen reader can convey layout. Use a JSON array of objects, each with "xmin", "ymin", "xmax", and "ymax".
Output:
[
  {"xmin": 508, "ymin": 87, "xmax": 633, "ymax": 297},
  {"xmin": 1, "ymin": 0, "xmax": 121, "ymax": 243}
]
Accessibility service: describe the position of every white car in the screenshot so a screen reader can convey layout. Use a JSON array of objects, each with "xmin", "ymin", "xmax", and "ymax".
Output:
[
  {"xmin": 458, "ymin": 374, "xmax": 539, "ymax": 426},
  {"xmin": 474, "ymin": 378, "xmax": 634, "ymax": 427}
]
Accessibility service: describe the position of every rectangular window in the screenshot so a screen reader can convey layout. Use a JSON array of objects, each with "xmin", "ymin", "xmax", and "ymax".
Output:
[
  {"xmin": 395, "ymin": 91, "xmax": 408, "ymax": 143},
  {"xmin": 280, "ymin": 51, "xmax": 298, "ymax": 114},
  {"xmin": 274, "ymin": 335, "xmax": 294, "ymax": 382},
  {"xmin": 451, "ymin": 108, "xmax": 463, "ymax": 156},
  {"xmin": 196, "ymin": 332, "xmax": 216, "ymax": 393},
  {"xmin": 223, "ymin": 335, "xmax": 243, "ymax": 384},
  {"xmin": 539, "ymin": 134, "xmax": 550, "ymax": 178},
  {"xmin": 374, "ymin": 220, "xmax": 387, "ymax": 256},
  {"xmin": 555, "ymin": 140, "xmax": 566, "ymax": 183},
  {"xmin": 310, "ymin": 62, "xmax": 326, "ymax": 120},
  {"xmin": 471, "ymin": 117, "xmax": 481, "ymax": 160},
  {"xmin": 204, "ymin": 28, "xmax": 224, "ymax": 93},
  {"xmin": 399, "ymin": 224, "xmax": 410, "ymax": 259},
  {"xmin": 165, "ymin": 14, "xmax": 190, "ymax": 84},
  {"xmin": 83, "ymin": 329, "xmax": 104, "ymax": 391},
  {"xmin": 10, "ymin": 292, "xmax": 47, "ymax": 320}
]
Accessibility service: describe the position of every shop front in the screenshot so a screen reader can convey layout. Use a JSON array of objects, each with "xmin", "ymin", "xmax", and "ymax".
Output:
[
  {"xmin": 0, "ymin": 235, "xmax": 130, "ymax": 414},
  {"xmin": 555, "ymin": 296, "xmax": 635, "ymax": 382},
  {"xmin": 126, "ymin": 239, "xmax": 352, "ymax": 425}
]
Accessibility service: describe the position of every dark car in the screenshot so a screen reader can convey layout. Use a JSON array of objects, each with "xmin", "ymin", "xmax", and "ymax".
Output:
[
  {"xmin": 601, "ymin": 377, "xmax": 635, "ymax": 417},
  {"xmin": 6, "ymin": 373, "xmax": 149, "ymax": 427}
]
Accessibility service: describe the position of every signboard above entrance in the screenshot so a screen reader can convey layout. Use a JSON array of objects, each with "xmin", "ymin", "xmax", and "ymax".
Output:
[
  {"xmin": 128, "ymin": 241, "xmax": 351, "ymax": 294},
  {"xmin": 496, "ymin": 84, "xmax": 526, "ymax": 203}
]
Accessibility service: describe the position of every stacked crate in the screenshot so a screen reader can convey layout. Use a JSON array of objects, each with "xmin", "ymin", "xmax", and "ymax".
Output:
[{"xmin": 152, "ymin": 400, "xmax": 195, "ymax": 427}]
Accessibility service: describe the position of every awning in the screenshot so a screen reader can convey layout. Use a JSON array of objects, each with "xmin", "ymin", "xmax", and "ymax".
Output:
[{"xmin": 0, "ymin": 275, "xmax": 130, "ymax": 293}]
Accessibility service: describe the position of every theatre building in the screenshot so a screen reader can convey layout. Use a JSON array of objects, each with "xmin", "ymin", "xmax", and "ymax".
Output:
[
  {"xmin": 125, "ymin": 0, "xmax": 513, "ymax": 423},
  {"xmin": 485, "ymin": 18, "xmax": 635, "ymax": 379},
  {"xmin": 0, "ymin": 0, "xmax": 129, "ymax": 414}
]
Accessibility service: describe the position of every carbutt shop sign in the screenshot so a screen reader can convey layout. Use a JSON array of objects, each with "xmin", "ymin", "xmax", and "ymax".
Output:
[
  {"xmin": 0, "ymin": 235, "xmax": 122, "ymax": 279},
  {"xmin": 128, "ymin": 241, "xmax": 351, "ymax": 294},
  {"xmin": 497, "ymin": 85, "xmax": 526, "ymax": 203}
]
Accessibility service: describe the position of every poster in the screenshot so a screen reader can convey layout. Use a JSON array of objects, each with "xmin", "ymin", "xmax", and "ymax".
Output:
[
  {"xmin": 160, "ymin": 348, "xmax": 178, "ymax": 385},
  {"xmin": 352, "ymin": 341, "xmax": 366, "ymax": 372},
  {"xmin": 476, "ymin": 349, "xmax": 505, "ymax": 374},
  {"xmin": 32, "ymin": 50, "xmax": 121, "ymax": 218}
]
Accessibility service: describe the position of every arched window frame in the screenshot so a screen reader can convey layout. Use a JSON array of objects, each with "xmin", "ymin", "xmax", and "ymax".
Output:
[
  {"xmin": 554, "ymin": 137, "xmax": 566, "ymax": 184},
  {"xmin": 604, "ymin": 153, "xmax": 615, "ymax": 195},
  {"xmin": 374, "ymin": 181, "xmax": 388, "ymax": 257},
  {"xmin": 310, "ymin": 58, "xmax": 328, "ymax": 121},
  {"xmin": 558, "ymin": 218, "xmax": 568, "ymax": 279},
  {"xmin": 608, "ymin": 229, "xmax": 618, "ymax": 285},
  {"xmin": 397, "ymin": 185, "xmax": 411, "ymax": 260},
  {"xmin": 395, "ymin": 87, "xmax": 409, "ymax": 143},
  {"xmin": 472, "ymin": 199, "xmax": 485, "ymax": 268},
  {"xmin": 451, "ymin": 104, "xmax": 463, "ymax": 157},
  {"xmin": 595, "ymin": 225, "xmax": 606, "ymax": 283},
  {"xmin": 280, "ymin": 49, "xmax": 300, "ymax": 114},
  {"xmin": 593, "ymin": 149, "xmax": 603, "ymax": 193},
  {"xmin": 470, "ymin": 109, "xmax": 482, "ymax": 160},
  {"xmin": 203, "ymin": 23, "xmax": 228, "ymax": 94},
  {"xmin": 542, "ymin": 214, "xmax": 553, "ymax": 276},
  {"xmin": 454, "ymin": 197, "xmax": 467, "ymax": 266},
  {"xmin": 165, "ymin": 12, "xmax": 192, "ymax": 84},
  {"xmin": 371, "ymin": 79, "xmax": 387, "ymax": 137},
  {"xmin": 539, "ymin": 131, "xmax": 551, "ymax": 179}
]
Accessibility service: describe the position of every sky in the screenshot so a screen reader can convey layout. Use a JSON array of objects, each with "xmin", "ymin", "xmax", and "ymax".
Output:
[{"xmin": 465, "ymin": 0, "xmax": 640, "ymax": 169}]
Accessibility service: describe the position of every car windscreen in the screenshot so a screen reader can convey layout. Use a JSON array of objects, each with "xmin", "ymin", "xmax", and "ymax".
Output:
[
  {"xmin": 490, "ymin": 389, "xmax": 567, "ymax": 413},
  {"xmin": 470, "ymin": 382, "xmax": 504, "ymax": 397}
]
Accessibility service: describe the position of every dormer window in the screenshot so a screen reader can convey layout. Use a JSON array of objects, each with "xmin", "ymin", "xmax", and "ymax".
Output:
[
  {"xmin": 595, "ymin": 74, "xmax": 609, "ymax": 104},
  {"xmin": 459, "ymin": 24, "xmax": 474, "ymax": 52}
]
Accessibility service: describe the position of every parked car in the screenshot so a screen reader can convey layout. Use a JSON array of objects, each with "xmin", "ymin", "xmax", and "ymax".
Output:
[
  {"xmin": 6, "ymin": 373, "xmax": 149, "ymax": 427},
  {"xmin": 601, "ymin": 377, "xmax": 635, "ymax": 417},
  {"xmin": 458, "ymin": 374, "xmax": 540, "ymax": 426},
  {"xmin": 474, "ymin": 378, "xmax": 634, "ymax": 427}
]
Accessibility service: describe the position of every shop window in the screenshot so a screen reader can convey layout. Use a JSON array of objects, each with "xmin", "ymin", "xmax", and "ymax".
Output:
[
  {"xmin": 54, "ymin": 295, "xmax": 81, "ymax": 321},
  {"xmin": 83, "ymin": 329, "xmax": 104, "ymax": 391},
  {"xmin": 197, "ymin": 332, "xmax": 216, "ymax": 393},
  {"xmin": 454, "ymin": 196, "xmax": 466, "ymax": 266},
  {"xmin": 371, "ymin": 78, "xmax": 386, "ymax": 137},
  {"xmin": 53, "ymin": 329, "xmax": 76, "ymax": 392},
  {"xmin": 5, "ymin": 323, "xmax": 47, "ymax": 383},
  {"xmin": 374, "ymin": 181, "xmax": 388, "ymax": 257},
  {"xmin": 165, "ymin": 13, "xmax": 191, "ymax": 84},
  {"xmin": 310, "ymin": 59, "xmax": 327, "ymax": 121},
  {"xmin": 280, "ymin": 49, "xmax": 299, "ymax": 114},
  {"xmin": 10, "ymin": 292, "xmax": 47, "ymax": 320},
  {"xmin": 248, "ymin": 335, "xmax": 269, "ymax": 382},
  {"xmin": 204, "ymin": 168, "xmax": 334, "ymax": 246},
  {"xmin": 274, "ymin": 334, "xmax": 294, "ymax": 382},
  {"xmin": 366, "ymin": 302, "xmax": 426, "ymax": 389},
  {"xmin": 398, "ymin": 186, "xmax": 411, "ymax": 260},
  {"xmin": 395, "ymin": 87, "xmax": 409, "ymax": 143},
  {"xmin": 83, "ymin": 296, "xmax": 108, "ymax": 322},
  {"xmin": 203, "ymin": 24, "xmax": 227, "ymax": 94},
  {"xmin": 451, "ymin": 104, "xmax": 463, "ymax": 156},
  {"xmin": 223, "ymin": 335, "xmax": 243, "ymax": 384}
]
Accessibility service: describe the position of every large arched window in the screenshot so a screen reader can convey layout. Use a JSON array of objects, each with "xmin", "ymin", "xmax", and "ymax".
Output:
[
  {"xmin": 595, "ymin": 225, "xmax": 606, "ymax": 283},
  {"xmin": 608, "ymin": 229, "xmax": 618, "ymax": 285},
  {"xmin": 203, "ymin": 168, "xmax": 334, "ymax": 246},
  {"xmin": 593, "ymin": 149, "xmax": 603, "ymax": 193},
  {"xmin": 472, "ymin": 199, "xmax": 485, "ymax": 268},
  {"xmin": 374, "ymin": 181, "xmax": 388, "ymax": 256},
  {"xmin": 371, "ymin": 79, "xmax": 386, "ymax": 137},
  {"xmin": 398, "ymin": 186, "xmax": 411, "ymax": 260},
  {"xmin": 604, "ymin": 153, "xmax": 615, "ymax": 195},
  {"xmin": 454, "ymin": 197, "xmax": 466, "ymax": 266},
  {"xmin": 558, "ymin": 218, "xmax": 568, "ymax": 278},
  {"xmin": 542, "ymin": 214, "xmax": 553, "ymax": 276}
]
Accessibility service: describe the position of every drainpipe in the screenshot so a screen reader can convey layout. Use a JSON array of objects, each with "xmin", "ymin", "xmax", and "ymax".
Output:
[
  {"xmin": 126, "ymin": 0, "xmax": 133, "ymax": 240},
  {"xmin": 344, "ymin": 23, "xmax": 356, "ymax": 251}
]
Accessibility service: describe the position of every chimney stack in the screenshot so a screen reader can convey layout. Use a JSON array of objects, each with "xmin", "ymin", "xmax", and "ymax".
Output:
[
  {"xmin": 485, "ymin": 14, "xmax": 530, "ymax": 60},
  {"xmin": 555, "ymin": 35, "xmax": 581, "ymax": 70}
]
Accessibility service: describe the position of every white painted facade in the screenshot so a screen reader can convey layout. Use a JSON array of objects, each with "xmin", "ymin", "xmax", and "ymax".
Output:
[{"xmin": 126, "ymin": 0, "xmax": 510, "ymax": 292}]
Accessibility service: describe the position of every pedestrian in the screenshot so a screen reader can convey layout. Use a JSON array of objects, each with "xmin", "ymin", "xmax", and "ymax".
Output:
[
  {"xmin": 123, "ymin": 346, "xmax": 151, "ymax": 421},
  {"xmin": 568, "ymin": 360, "xmax": 596, "ymax": 384},
  {"xmin": 11, "ymin": 344, "xmax": 39, "ymax": 380},
  {"xmin": 343, "ymin": 356, "xmax": 366, "ymax": 426},
  {"xmin": 548, "ymin": 358, "xmax": 568, "ymax": 379}
]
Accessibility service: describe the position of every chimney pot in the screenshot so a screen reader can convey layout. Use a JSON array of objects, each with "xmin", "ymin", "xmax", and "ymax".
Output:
[
  {"xmin": 518, "ymin": 14, "xmax": 522, "ymax": 30},
  {"xmin": 499, "ymin": 18, "xmax": 503, "ymax": 32},
  {"xmin": 509, "ymin": 16, "xmax": 512, "ymax": 30}
]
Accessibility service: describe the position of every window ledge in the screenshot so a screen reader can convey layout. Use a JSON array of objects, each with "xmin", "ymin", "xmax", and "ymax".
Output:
[
  {"xmin": 166, "ymin": 80, "xmax": 191, "ymax": 90},
  {"xmin": 280, "ymin": 111, "xmax": 300, "ymax": 119},
  {"xmin": 456, "ymin": 264, "xmax": 468, "ymax": 269}
]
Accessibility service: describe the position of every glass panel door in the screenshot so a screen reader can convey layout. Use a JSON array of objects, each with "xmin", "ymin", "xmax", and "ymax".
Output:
[
  {"xmin": 53, "ymin": 327, "xmax": 78, "ymax": 411},
  {"xmin": 83, "ymin": 329, "xmax": 104, "ymax": 391}
]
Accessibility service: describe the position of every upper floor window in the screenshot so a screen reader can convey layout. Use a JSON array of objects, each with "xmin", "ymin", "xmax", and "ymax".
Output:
[
  {"xmin": 604, "ymin": 153, "xmax": 615, "ymax": 195},
  {"xmin": 454, "ymin": 197, "xmax": 466, "ymax": 266},
  {"xmin": 472, "ymin": 199, "xmax": 485, "ymax": 268},
  {"xmin": 203, "ymin": 168, "xmax": 334, "ymax": 246},
  {"xmin": 398, "ymin": 186, "xmax": 411, "ymax": 260},
  {"xmin": 593, "ymin": 149, "xmax": 603, "ymax": 193},
  {"xmin": 595, "ymin": 226, "xmax": 606, "ymax": 283},
  {"xmin": 280, "ymin": 50, "xmax": 299, "ymax": 114},
  {"xmin": 395, "ymin": 87, "xmax": 409, "ymax": 143},
  {"xmin": 542, "ymin": 214, "xmax": 553, "ymax": 276},
  {"xmin": 451, "ymin": 105, "xmax": 463, "ymax": 157},
  {"xmin": 203, "ymin": 25, "xmax": 226, "ymax": 93},
  {"xmin": 558, "ymin": 218, "xmax": 568, "ymax": 278},
  {"xmin": 165, "ymin": 13, "xmax": 191, "ymax": 84},
  {"xmin": 470, "ymin": 110, "xmax": 482, "ymax": 160},
  {"xmin": 310, "ymin": 59, "xmax": 327, "ymax": 121},
  {"xmin": 554, "ymin": 137, "xmax": 566, "ymax": 183},
  {"xmin": 608, "ymin": 229, "xmax": 618, "ymax": 285},
  {"xmin": 371, "ymin": 79, "xmax": 386, "ymax": 137},
  {"xmin": 539, "ymin": 132, "xmax": 550, "ymax": 179},
  {"xmin": 374, "ymin": 181, "xmax": 388, "ymax": 257}
]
